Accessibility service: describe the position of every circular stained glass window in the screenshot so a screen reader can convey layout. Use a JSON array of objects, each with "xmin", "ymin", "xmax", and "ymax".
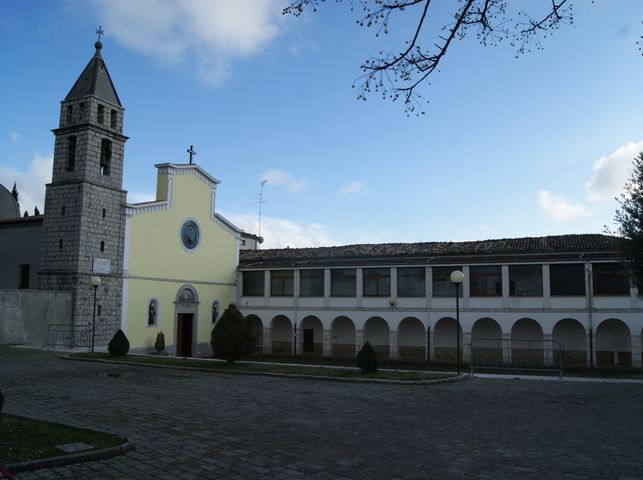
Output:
[{"xmin": 180, "ymin": 220, "xmax": 200, "ymax": 250}]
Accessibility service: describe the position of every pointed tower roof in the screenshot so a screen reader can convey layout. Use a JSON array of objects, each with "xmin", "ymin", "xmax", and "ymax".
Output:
[{"xmin": 64, "ymin": 41, "xmax": 122, "ymax": 107}]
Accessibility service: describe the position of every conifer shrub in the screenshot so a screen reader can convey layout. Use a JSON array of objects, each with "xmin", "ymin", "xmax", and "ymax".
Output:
[
  {"xmin": 154, "ymin": 331, "xmax": 165, "ymax": 353},
  {"xmin": 108, "ymin": 329, "xmax": 130, "ymax": 356},
  {"xmin": 356, "ymin": 341, "xmax": 379, "ymax": 373},
  {"xmin": 210, "ymin": 303, "xmax": 255, "ymax": 363}
]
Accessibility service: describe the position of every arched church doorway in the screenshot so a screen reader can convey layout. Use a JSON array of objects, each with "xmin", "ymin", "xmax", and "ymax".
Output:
[{"xmin": 175, "ymin": 285, "xmax": 199, "ymax": 357}]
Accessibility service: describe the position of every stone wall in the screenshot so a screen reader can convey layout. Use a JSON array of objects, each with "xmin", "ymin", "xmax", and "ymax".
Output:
[
  {"xmin": 332, "ymin": 343, "xmax": 355, "ymax": 359},
  {"xmin": 471, "ymin": 348, "xmax": 503, "ymax": 365},
  {"xmin": 272, "ymin": 341, "xmax": 292, "ymax": 356},
  {"xmin": 0, "ymin": 289, "xmax": 73, "ymax": 346},
  {"xmin": 399, "ymin": 346, "xmax": 425, "ymax": 362}
]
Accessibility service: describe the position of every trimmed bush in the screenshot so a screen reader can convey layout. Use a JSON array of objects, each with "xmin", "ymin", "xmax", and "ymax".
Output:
[
  {"xmin": 154, "ymin": 331, "xmax": 165, "ymax": 353},
  {"xmin": 210, "ymin": 303, "xmax": 255, "ymax": 363},
  {"xmin": 108, "ymin": 329, "xmax": 130, "ymax": 356},
  {"xmin": 356, "ymin": 341, "xmax": 379, "ymax": 373}
]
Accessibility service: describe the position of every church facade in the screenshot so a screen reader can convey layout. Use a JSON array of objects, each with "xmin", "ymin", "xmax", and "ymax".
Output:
[{"xmin": 122, "ymin": 163, "xmax": 240, "ymax": 356}]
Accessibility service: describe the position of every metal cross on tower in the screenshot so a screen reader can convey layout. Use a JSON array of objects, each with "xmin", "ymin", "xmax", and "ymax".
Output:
[
  {"xmin": 187, "ymin": 145, "xmax": 197, "ymax": 164},
  {"xmin": 96, "ymin": 26, "xmax": 105, "ymax": 42}
]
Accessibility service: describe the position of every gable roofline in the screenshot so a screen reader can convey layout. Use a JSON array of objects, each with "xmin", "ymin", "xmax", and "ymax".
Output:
[{"xmin": 154, "ymin": 163, "xmax": 221, "ymax": 190}]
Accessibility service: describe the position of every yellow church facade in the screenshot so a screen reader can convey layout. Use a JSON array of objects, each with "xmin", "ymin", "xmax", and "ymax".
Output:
[{"xmin": 122, "ymin": 163, "xmax": 241, "ymax": 356}]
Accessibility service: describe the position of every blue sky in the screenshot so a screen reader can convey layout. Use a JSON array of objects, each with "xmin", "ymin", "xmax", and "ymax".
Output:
[{"xmin": 1, "ymin": 0, "xmax": 642, "ymax": 248}]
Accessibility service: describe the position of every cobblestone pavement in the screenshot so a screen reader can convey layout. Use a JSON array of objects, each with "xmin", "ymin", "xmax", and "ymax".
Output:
[{"xmin": 2, "ymin": 347, "xmax": 643, "ymax": 480}]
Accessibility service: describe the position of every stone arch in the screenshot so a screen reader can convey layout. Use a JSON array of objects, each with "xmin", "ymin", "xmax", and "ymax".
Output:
[
  {"xmin": 364, "ymin": 316, "xmax": 390, "ymax": 360},
  {"xmin": 398, "ymin": 317, "xmax": 425, "ymax": 362},
  {"xmin": 300, "ymin": 315, "xmax": 323, "ymax": 357},
  {"xmin": 596, "ymin": 318, "xmax": 631, "ymax": 367},
  {"xmin": 471, "ymin": 318, "xmax": 502, "ymax": 365},
  {"xmin": 553, "ymin": 318, "xmax": 587, "ymax": 367},
  {"xmin": 433, "ymin": 317, "xmax": 462, "ymax": 364},
  {"xmin": 331, "ymin": 316, "xmax": 355, "ymax": 359},
  {"xmin": 246, "ymin": 314, "xmax": 264, "ymax": 354},
  {"xmin": 511, "ymin": 318, "xmax": 544, "ymax": 367},
  {"xmin": 270, "ymin": 315, "xmax": 292, "ymax": 356}
]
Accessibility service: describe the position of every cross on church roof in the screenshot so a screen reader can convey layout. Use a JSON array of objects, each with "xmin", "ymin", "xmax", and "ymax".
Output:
[
  {"xmin": 96, "ymin": 26, "xmax": 104, "ymax": 42},
  {"xmin": 187, "ymin": 145, "xmax": 197, "ymax": 164}
]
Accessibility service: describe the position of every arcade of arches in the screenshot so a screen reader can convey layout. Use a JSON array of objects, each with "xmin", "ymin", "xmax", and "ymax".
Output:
[{"xmin": 242, "ymin": 314, "xmax": 642, "ymax": 368}]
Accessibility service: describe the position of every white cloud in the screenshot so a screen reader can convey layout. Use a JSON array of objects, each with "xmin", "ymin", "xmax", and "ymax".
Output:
[
  {"xmin": 9, "ymin": 131, "xmax": 19, "ymax": 142},
  {"xmin": 225, "ymin": 212, "xmax": 341, "ymax": 248},
  {"xmin": 586, "ymin": 140, "xmax": 643, "ymax": 203},
  {"xmin": 337, "ymin": 180, "xmax": 367, "ymax": 196},
  {"xmin": 537, "ymin": 190, "xmax": 591, "ymax": 222},
  {"xmin": 0, "ymin": 152, "xmax": 52, "ymax": 214},
  {"xmin": 261, "ymin": 169, "xmax": 308, "ymax": 193},
  {"xmin": 89, "ymin": 0, "xmax": 286, "ymax": 85},
  {"xmin": 127, "ymin": 191, "xmax": 156, "ymax": 204}
]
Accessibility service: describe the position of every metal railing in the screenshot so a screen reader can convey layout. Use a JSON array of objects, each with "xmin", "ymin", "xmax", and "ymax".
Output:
[
  {"xmin": 47, "ymin": 324, "xmax": 91, "ymax": 348},
  {"xmin": 469, "ymin": 338, "xmax": 564, "ymax": 377}
]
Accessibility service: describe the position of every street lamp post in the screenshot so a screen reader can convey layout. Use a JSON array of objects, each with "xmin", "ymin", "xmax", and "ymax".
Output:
[
  {"xmin": 90, "ymin": 275, "xmax": 102, "ymax": 352},
  {"xmin": 450, "ymin": 270, "xmax": 464, "ymax": 375}
]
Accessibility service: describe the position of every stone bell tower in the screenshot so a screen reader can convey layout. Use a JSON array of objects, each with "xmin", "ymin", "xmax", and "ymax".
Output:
[{"xmin": 39, "ymin": 37, "xmax": 128, "ymax": 347}]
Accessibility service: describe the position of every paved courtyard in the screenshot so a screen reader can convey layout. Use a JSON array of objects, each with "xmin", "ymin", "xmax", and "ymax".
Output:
[{"xmin": 2, "ymin": 347, "xmax": 643, "ymax": 480}]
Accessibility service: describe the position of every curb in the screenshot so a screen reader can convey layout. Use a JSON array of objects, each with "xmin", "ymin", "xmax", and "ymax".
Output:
[
  {"xmin": 65, "ymin": 355, "xmax": 467, "ymax": 385},
  {"xmin": 7, "ymin": 440, "xmax": 135, "ymax": 474}
]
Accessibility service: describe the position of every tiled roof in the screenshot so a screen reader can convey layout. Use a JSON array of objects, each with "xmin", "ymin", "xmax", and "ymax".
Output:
[
  {"xmin": 239, "ymin": 234, "xmax": 624, "ymax": 268},
  {"xmin": 65, "ymin": 43, "xmax": 121, "ymax": 107}
]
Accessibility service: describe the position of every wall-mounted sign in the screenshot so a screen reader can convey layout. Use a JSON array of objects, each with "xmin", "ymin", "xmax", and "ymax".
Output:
[{"xmin": 93, "ymin": 258, "xmax": 111, "ymax": 274}]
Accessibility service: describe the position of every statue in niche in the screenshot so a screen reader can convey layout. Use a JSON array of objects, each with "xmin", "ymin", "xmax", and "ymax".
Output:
[{"xmin": 148, "ymin": 301, "xmax": 157, "ymax": 326}]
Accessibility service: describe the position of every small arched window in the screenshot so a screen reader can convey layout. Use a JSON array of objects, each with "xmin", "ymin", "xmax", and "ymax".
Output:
[
  {"xmin": 148, "ymin": 299, "xmax": 158, "ymax": 326},
  {"xmin": 66, "ymin": 105, "xmax": 73, "ymax": 125},
  {"xmin": 97, "ymin": 104, "xmax": 104, "ymax": 124},
  {"xmin": 211, "ymin": 300, "xmax": 219, "ymax": 324}
]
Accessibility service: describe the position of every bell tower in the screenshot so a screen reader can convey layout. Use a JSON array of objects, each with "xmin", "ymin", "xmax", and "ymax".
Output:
[{"xmin": 39, "ymin": 37, "xmax": 128, "ymax": 347}]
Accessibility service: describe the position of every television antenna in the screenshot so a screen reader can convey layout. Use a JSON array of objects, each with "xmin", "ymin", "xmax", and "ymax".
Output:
[{"xmin": 254, "ymin": 179, "xmax": 268, "ymax": 237}]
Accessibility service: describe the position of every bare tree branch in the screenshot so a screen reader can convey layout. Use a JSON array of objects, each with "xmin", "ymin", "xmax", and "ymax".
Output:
[{"xmin": 284, "ymin": 0, "xmax": 578, "ymax": 115}]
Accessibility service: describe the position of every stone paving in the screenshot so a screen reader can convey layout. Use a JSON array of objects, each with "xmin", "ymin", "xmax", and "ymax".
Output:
[{"xmin": 2, "ymin": 347, "xmax": 643, "ymax": 480}]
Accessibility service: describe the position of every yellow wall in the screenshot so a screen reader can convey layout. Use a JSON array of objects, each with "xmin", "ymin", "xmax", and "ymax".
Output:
[{"xmin": 125, "ymin": 169, "xmax": 238, "ymax": 351}]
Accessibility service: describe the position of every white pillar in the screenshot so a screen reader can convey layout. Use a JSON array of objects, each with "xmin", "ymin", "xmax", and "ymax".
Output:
[
  {"xmin": 632, "ymin": 334, "xmax": 642, "ymax": 368},
  {"xmin": 543, "ymin": 333, "xmax": 553, "ymax": 367},
  {"xmin": 587, "ymin": 330, "xmax": 595, "ymax": 367},
  {"xmin": 429, "ymin": 327, "xmax": 435, "ymax": 362},
  {"xmin": 293, "ymin": 321, "xmax": 298, "ymax": 356},
  {"xmin": 263, "ymin": 327, "xmax": 271, "ymax": 355},
  {"xmin": 502, "ymin": 333, "xmax": 512, "ymax": 365},
  {"xmin": 389, "ymin": 330, "xmax": 398, "ymax": 360},
  {"xmin": 323, "ymin": 328, "xmax": 332, "ymax": 358},
  {"xmin": 463, "ymin": 332, "xmax": 472, "ymax": 364},
  {"xmin": 355, "ymin": 329, "xmax": 364, "ymax": 356}
]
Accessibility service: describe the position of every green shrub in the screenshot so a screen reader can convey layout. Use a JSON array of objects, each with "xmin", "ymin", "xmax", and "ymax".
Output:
[
  {"xmin": 356, "ymin": 341, "xmax": 379, "ymax": 373},
  {"xmin": 154, "ymin": 331, "xmax": 165, "ymax": 352},
  {"xmin": 210, "ymin": 303, "xmax": 255, "ymax": 363},
  {"xmin": 108, "ymin": 329, "xmax": 130, "ymax": 356}
]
